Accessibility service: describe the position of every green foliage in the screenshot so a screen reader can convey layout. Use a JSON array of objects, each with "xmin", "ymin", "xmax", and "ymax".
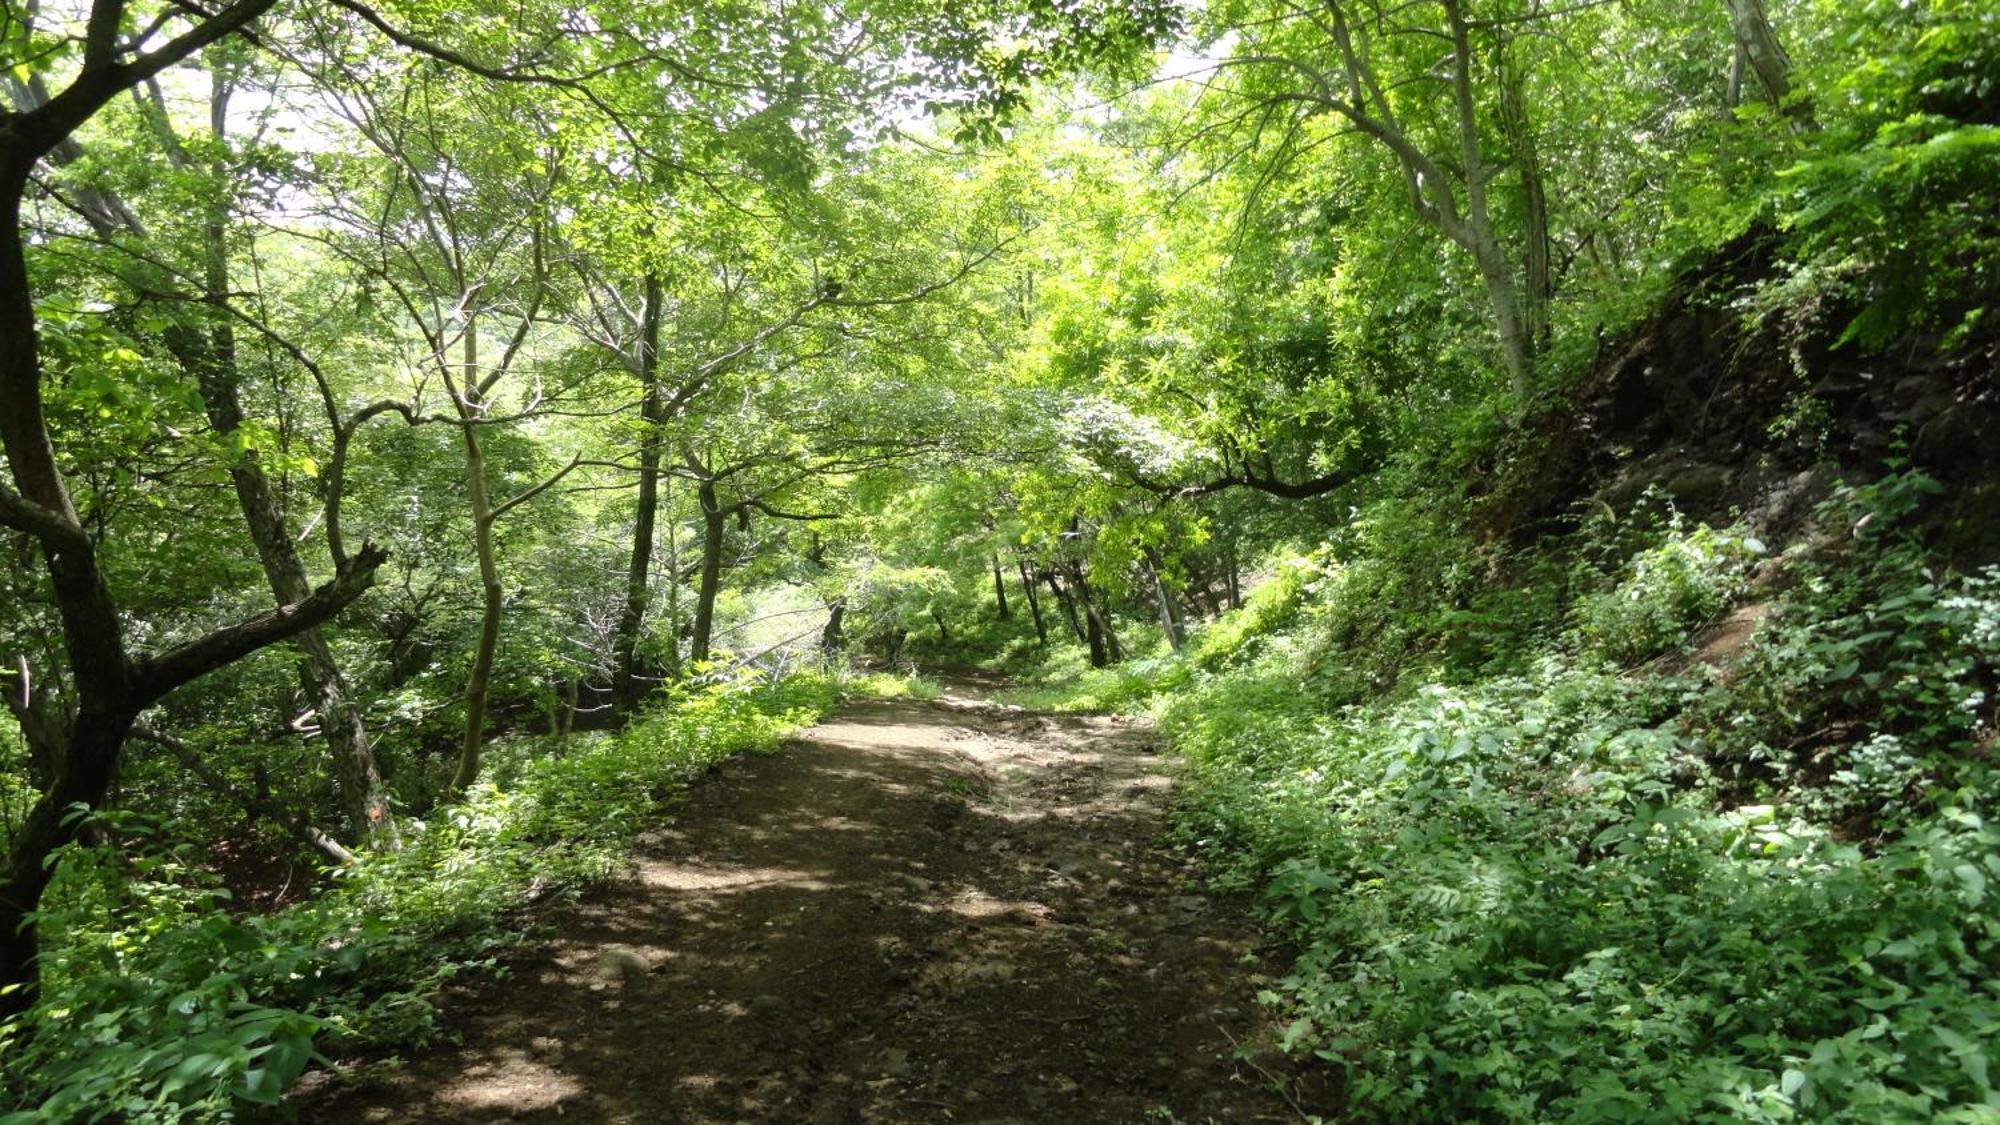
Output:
[
  {"xmin": 1571, "ymin": 518, "xmax": 1762, "ymax": 665},
  {"xmin": 1771, "ymin": 117, "xmax": 2000, "ymax": 349},
  {"xmin": 1698, "ymin": 472, "xmax": 1998, "ymax": 830},
  {"xmin": 1154, "ymin": 473, "xmax": 2000, "ymax": 1121},
  {"xmin": 999, "ymin": 652, "xmax": 1165, "ymax": 714},
  {"xmin": 836, "ymin": 670, "xmax": 946, "ymax": 701},
  {"xmin": 4, "ymin": 0, "xmax": 1997, "ymax": 1120},
  {"xmin": 1768, "ymin": 0, "xmax": 2000, "ymax": 350},
  {"xmin": 0, "ymin": 674, "xmax": 834, "ymax": 1121},
  {"xmin": 1184, "ymin": 553, "xmax": 1317, "ymax": 673}
]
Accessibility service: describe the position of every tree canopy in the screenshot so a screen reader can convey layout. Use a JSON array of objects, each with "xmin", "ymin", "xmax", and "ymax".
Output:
[{"xmin": 2, "ymin": 0, "xmax": 1997, "ymax": 1116}]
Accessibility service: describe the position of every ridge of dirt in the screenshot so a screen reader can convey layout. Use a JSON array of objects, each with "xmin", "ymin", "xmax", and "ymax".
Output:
[{"xmin": 294, "ymin": 689, "xmax": 1327, "ymax": 1123}]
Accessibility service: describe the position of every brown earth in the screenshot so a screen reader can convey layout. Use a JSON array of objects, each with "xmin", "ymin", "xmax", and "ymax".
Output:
[{"xmin": 295, "ymin": 687, "xmax": 1325, "ymax": 1123}]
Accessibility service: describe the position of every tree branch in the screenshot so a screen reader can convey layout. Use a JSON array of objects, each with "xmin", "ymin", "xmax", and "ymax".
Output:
[
  {"xmin": 132, "ymin": 541, "xmax": 390, "ymax": 702},
  {"xmin": 13, "ymin": 0, "xmax": 279, "ymax": 164},
  {"xmin": 0, "ymin": 479, "xmax": 89, "ymax": 555},
  {"xmin": 742, "ymin": 498, "xmax": 842, "ymax": 523},
  {"xmin": 485, "ymin": 454, "xmax": 582, "ymax": 524}
]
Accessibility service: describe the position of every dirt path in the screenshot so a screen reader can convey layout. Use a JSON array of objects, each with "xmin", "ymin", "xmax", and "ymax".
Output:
[{"xmin": 299, "ymin": 689, "xmax": 1316, "ymax": 1123}]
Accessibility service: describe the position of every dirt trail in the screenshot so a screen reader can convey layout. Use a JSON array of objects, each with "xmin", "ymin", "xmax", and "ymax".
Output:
[{"xmin": 300, "ymin": 688, "xmax": 1315, "ymax": 1123}]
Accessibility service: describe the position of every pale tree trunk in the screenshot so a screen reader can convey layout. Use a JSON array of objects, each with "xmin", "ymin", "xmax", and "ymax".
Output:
[
  {"xmin": 1724, "ymin": 0, "xmax": 1806, "ymax": 120},
  {"xmin": 1444, "ymin": 1, "xmax": 1532, "ymax": 396},
  {"xmin": 1318, "ymin": 0, "xmax": 1535, "ymax": 395},
  {"xmin": 191, "ymin": 72, "xmax": 396, "ymax": 845},
  {"xmin": 434, "ymin": 283, "xmax": 575, "ymax": 795},
  {"xmin": 1142, "ymin": 547, "xmax": 1187, "ymax": 650},
  {"xmin": 662, "ymin": 481, "xmax": 683, "ymax": 680},
  {"xmin": 1497, "ymin": 46, "xmax": 1553, "ymax": 354}
]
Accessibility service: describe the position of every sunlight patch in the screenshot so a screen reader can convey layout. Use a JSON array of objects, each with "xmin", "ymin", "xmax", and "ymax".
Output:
[{"xmin": 635, "ymin": 861, "xmax": 836, "ymax": 893}]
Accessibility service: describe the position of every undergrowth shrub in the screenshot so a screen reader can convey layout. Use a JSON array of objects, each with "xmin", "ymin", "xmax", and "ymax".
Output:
[
  {"xmin": 1571, "ymin": 518, "xmax": 1762, "ymax": 665},
  {"xmin": 1000, "ymin": 649, "xmax": 1165, "ymax": 712},
  {"xmin": 0, "ymin": 671, "xmax": 835, "ymax": 1123},
  {"xmin": 837, "ymin": 669, "xmax": 946, "ymax": 700},
  {"xmin": 1160, "ymin": 471, "xmax": 2000, "ymax": 1122}
]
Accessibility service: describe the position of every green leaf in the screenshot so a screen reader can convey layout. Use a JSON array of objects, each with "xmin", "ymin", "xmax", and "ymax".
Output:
[
  {"xmin": 1952, "ymin": 863, "xmax": 1986, "ymax": 900},
  {"xmin": 236, "ymin": 1067, "xmax": 283, "ymax": 1105}
]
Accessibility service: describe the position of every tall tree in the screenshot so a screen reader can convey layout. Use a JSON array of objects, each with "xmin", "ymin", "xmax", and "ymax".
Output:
[
  {"xmin": 0, "ymin": 0, "xmax": 394, "ymax": 1009},
  {"xmin": 133, "ymin": 59, "xmax": 401, "ymax": 845}
]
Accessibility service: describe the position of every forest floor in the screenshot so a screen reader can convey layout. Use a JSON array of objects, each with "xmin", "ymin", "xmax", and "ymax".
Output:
[{"xmin": 295, "ymin": 684, "xmax": 1325, "ymax": 1123}]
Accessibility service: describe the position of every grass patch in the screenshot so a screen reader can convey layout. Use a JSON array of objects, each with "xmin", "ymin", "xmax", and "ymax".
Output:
[
  {"xmin": 838, "ymin": 670, "xmax": 946, "ymax": 701},
  {"xmin": 0, "ymin": 671, "xmax": 837, "ymax": 1123}
]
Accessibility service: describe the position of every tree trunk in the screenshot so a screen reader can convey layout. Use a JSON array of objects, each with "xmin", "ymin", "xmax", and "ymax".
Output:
[
  {"xmin": 0, "ymin": 166, "xmax": 144, "ymax": 1016},
  {"xmin": 191, "ymin": 78, "xmax": 395, "ymax": 845},
  {"xmin": 1083, "ymin": 610, "xmax": 1108, "ymax": 668},
  {"xmin": 1016, "ymin": 555, "xmax": 1047, "ymax": 645},
  {"xmin": 1045, "ymin": 568, "xmax": 1086, "ymax": 643},
  {"xmin": 932, "ymin": 609, "xmax": 951, "ymax": 645},
  {"xmin": 821, "ymin": 598, "xmax": 847, "ymax": 654},
  {"xmin": 662, "ymin": 482, "xmax": 683, "ymax": 681},
  {"xmin": 1225, "ymin": 544, "xmax": 1243, "ymax": 609},
  {"xmin": 1497, "ymin": 47, "xmax": 1552, "ymax": 355},
  {"xmin": 990, "ymin": 553, "xmax": 1010, "ymax": 620},
  {"xmin": 1724, "ymin": 0, "xmax": 1806, "ymax": 120},
  {"xmin": 448, "ymin": 326, "xmax": 502, "ymax": 797},
  {"xmin": 1142, "ymin": 547, "xmax": 1187, "ymax": 650},
  {"xmin": 690, "ymin": 479, "xmax": 726, "ymax": 666},
  {"xmin": 1477, "ymin": 244, "xmax": 1531, "ymax": 399},
  {"xmin": 0, "ymin": 0, "xmax": 344, "ymax": 1015},
  {"xmin": 1444, "ymin": 0, "xmax": 1531, "ymax": 398},
  {"xmin": 1068, "ymin": 566, "xmax": 1115, "ymax": 667},
  {"xmin": 0, "ymin": 703, "xmax": 132, "ymax": 1016},
  {"xmin": 610, "ymin": 273, "xmax": 664, "ymax": 711}
]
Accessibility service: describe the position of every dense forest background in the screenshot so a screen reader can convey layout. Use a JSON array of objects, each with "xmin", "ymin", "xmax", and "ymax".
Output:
[{"xmin": 2, "ymin": 0, "xmax": 1997, "ymax": 1118}]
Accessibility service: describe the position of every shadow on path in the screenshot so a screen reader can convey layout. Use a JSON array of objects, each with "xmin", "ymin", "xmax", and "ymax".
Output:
[{"xmin": 296, "ymin": 693, "xmax": 1318, "ymax": 1123}]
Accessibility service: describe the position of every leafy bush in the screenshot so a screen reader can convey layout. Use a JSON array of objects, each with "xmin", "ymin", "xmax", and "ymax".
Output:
[
  {"xmin": 1698, "ymin": 472, "xmax": 1999, "ymax": 830},
  {"xmin": 1770, "ymin": 0, "xmax": 2000, "ymax": 350},
  {"xmin": 1158, "ymin": 473, "xmax": 2000, "ymax": 1121},
  {"xmin": 0, "ymin": 672, "xmax": 835, "ymax": 1122},
  {"xmin": 1571, "ymin": 519, "xmax": 1761, "ymax": 665},
  {"xmin": 999, "ymin": 646, "xmax": 1168, "ymax": 713},
  {"xmin": 837, "ymin": 669, "xmax": 946, "ymax": 700}
]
